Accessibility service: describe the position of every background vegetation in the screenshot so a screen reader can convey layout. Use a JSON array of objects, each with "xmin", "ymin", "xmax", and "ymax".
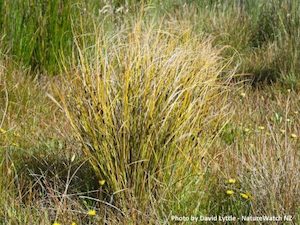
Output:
[{"xmin": 0, "ymin": 0, "xmax": 299, "ymax": 224}]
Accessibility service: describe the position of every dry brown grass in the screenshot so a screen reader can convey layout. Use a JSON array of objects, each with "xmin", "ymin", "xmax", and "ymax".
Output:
[{"xmin": 206, "ymin": 85, "xmax": 300, "ymax": 224}]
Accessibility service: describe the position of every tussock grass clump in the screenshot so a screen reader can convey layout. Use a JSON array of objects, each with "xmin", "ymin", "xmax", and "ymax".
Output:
[{"xmin": 60, "ymin": 21, "xmax": 231, "ymax": 216}]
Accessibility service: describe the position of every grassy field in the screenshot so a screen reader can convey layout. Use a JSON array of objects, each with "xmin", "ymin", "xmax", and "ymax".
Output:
[{"xmin": 0, "ymin": 1, "xmax": 299, "ymax": 224}]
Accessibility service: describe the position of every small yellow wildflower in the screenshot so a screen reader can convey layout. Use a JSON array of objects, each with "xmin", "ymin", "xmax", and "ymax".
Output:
[
  {"xmin": 99, "ymin": 179, "xmax": 106, "ymax": 186},
  {"xmin": 240, "ymin": 193, "xmax": 250, "ymax": 200},
  {"xmin": 291, "ymin": 133, "xmax": 297, "ymax": 139},
  {"xmin": 244, "ymin": 128, "xmax": 250, "ymax": 133},
  {"xmin": 53, "ymin": 222, "xmax": 61, "ymax": 225},
  {"xmin": 72, "ymin": 222, "xmax": 77, "ymax": 225},
  {"xmin": 227, "ymin": 179, "xmax": 236, "ymax": 184},
  {"xmin": 88, "ymin": 209, "xmax": 96, "ymax": 216},
  {"xmin": 240, "ymin": 92, "xmax": 246, "ymax": 98},
  {"xmin": 226, "ymin": 190, "xmax": 234, "ymax": 195},
  {"xmin": 258, "ymin": 126, "xmax": 265, "ymax": 130}
]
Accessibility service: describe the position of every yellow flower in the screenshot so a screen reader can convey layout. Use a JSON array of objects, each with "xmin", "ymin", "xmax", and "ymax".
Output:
[
  {"xmin": 258, "ymin": 126, "xmax": 265, "ymax": 130},
  {"xmin": 244, "ymin": 128, "xmax": 250, "ymax": 133},
  {"xmin": 72, "ymin": 222, "xmax": 77, "ymax": 225},
  {"xmin": 240, "ymin": 92, "xmax": 246, "ymax": 98},
  {"xmin": 291, "ymin": 133, "xmax": 297, "ymax": 139},
  {"xmin": 99, "ymin": 179, "xmax": 106, "ymax": 186},
  {"xmin": 88, "ymin": 209, "xmax": 96, "ymax": 216},
  {"xmin": 226, "ymin": 190, "xmax": 234, "ymax": 195},
  {"xmin": 227, "ymin": 179, "xmax": 236, "ymax": 184},
  {"xmin": 240, "ymin": 193, "xmax": 250, "ymax": 200},
  {"xmin": 53, "ymin": 222, "xmax": 61, "ymax": 225}
]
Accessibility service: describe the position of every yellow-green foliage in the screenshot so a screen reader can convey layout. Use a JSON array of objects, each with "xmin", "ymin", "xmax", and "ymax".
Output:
[
  {"xmin": 60, "ymin": 20, "xmax": 231, "ymax": 212},
  {"xmin": 1, "ymin": 2, "xmax": 300, "ymax": 224}
]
